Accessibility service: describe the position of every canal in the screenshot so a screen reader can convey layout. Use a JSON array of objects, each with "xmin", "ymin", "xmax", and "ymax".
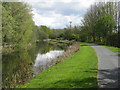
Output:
[{"xmin": 2, "ymin": 41, "xmax": 67, "ymax": 88}]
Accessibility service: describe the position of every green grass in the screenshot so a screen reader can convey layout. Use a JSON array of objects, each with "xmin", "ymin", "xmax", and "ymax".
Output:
[
  {"xmin": 103, "ymin": 46, "xmax": 120, "ymax": 52},
  {"xmin": 104, "ymin": 45, "xmax": 120, "ymax": 52},
  {"xmin": 86, "ymin": 42, "xmax": 120, "ymax": 56},
  {"xmin": 103, "ymin": 46, "xmax": 120, "ymax": 56},
  {"xmin": 19, "ymin": 44, "xmax": 98, "ymax": 88}
]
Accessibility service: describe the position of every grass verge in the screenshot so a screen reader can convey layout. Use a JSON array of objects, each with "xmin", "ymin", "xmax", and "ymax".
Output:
[
  {"xmin": 103, "ymin": 46, "xmax": 120, "ymax": 56},
  {"xmin": 19, "ymin": 44, "xmax": 98, "ymax": 88}
]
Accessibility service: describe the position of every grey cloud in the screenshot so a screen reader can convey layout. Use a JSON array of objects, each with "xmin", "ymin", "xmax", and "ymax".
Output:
[
  {"xmin": 31, "ymin": 1, "xmax": 87, "ymax": 17},
  {"xmin": 27, "ymin": 0, "xmax": 92, "ymax": 28}
]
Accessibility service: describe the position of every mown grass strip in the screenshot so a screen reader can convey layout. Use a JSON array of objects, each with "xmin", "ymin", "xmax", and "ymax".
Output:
[
  {"xmin": 103, "ymin": 46, "xmax": 120, "ymax": 56},
  {"xmin": 19, "ymin": 44, "xmax": 98, "ymax": 88},
  {"xmin": 104, "ymin": 46, "xmax": 120, "ymax": 52}
]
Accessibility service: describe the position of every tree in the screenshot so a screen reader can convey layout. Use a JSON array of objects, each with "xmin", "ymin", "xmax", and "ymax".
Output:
[
  {"xmin": 80, "ymin": 2, "xmax": 118, "ymax": 47},
  {"xmin": 2, "ymin": 2, "xmax": 34, "ymax": 49},
  {"xmin": 96, "ymin": 14, "xmax": 116, "ymax": 44}
]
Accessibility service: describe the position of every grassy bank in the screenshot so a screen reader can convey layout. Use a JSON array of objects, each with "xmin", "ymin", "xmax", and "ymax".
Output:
[
  {"xmin": 103, "ymin": 46, "xmax": 120, "ymax": 52},
  {"xmin": 103, "ymin": 46, "xmax": 120, "ymax": 56},
  {"xmin": 86, "ymin": 42, "xmax": 120, "ymax": 56},
  {"xmin": 19, "ymin": 44, "xmax": 98, "ymax": 88}
]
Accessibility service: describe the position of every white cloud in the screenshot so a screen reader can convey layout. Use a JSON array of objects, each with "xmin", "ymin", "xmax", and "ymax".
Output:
[
  {"xmin": 32, "ymin": 9, "xmax": 54, "ymax": 27},
  {"xmin": 25, "ymin": 0, "xmax": 96, "ymax": 28},
  {"xmin": 32, "ymin": 8, "xmax": 83, "ymax": 28}
]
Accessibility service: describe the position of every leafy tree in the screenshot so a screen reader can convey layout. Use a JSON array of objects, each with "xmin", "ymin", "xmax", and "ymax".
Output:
[
  {"xmin": 40, "ymin": 25, "xmax": 51, "ymax": 36},
  {"xmin": 80, "ymin": 2, "xmax": 118, "ymax": 47},
  {"xmin": 95, "ymin": 14, "xmax": 116, "ymax": 44},
  {"xmin": 2, "ymin": 2, "xmax": 34, "ymax": 49}
]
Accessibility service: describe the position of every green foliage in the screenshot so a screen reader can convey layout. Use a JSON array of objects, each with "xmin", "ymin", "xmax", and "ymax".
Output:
[
  {"xmin": 19, "ymin": 44, "xmax": 98, "ymax": 88},
  {"xmin": 2, "ymin": 4, "xmax": 16, "ymax": 44},
  {"xmin": 2, "ymin": 49, "xmax": 34, "ymax": 88},
  {"xmin": 80, "ymin": 2, "xmax": 118, "ymax": 47},
  {"xmin": 61, "ymin": 27, "xmax": 81, "ymax": 41},
  {"xmin": 32, "ymin": 25, "xmax": 48, "ymax": 42},
  {"xmin": 40, "ymin": 25, "xmax": 51, "ymax": 36},
  {"xmin": 71, "ymin": 34, "xmax": 80, "ymax": 41},
  {"xmin": 47, "ymin": 26, "xmax": 81, "ymax": 41},
  {"xmin": 96, "ymin": 15, "xmax": 116, "ymax": 37},
  {"xmin": 63, "ymin": 28, "xmax": 73, "ymax": 40},
  {"xmin": 49, "ymin": 29, "xmax": 64, "ymax": 39},
  {"xmin": 2, "ymin": 2, "xmax": 34, "ymax": 49}
]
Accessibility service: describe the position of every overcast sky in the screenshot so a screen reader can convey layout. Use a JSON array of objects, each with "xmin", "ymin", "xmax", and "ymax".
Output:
[
  {"xmin": 3, "ymin": 0, "xmax": 119, "ymax": 29},
  {"xmin": 25, "ymin": 0, "xmax": 96, "ymax": 29}
]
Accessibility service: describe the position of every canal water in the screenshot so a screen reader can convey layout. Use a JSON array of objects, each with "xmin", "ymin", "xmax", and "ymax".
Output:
[{"xmin": 2, "ymin": 41, "xmax": 66, "ymax": 88}]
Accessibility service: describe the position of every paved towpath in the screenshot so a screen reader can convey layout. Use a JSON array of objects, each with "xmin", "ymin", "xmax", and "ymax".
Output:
[{"xmin": 83, "ymin": 43, "xmax": 119, "ymax": 88}]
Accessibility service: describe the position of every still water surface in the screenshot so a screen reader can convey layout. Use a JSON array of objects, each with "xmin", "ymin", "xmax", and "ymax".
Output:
[
  {"xmin": 2, "ymin": 41, "xmax": 66, "ymax": 88},
  {"xmin": 33, "ymin": 50, "xmax": 64, "ymax": 74}
]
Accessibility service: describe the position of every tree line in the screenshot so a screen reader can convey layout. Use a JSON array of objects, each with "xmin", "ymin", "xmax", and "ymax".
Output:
[
  {"xmin": 2, "ymin": 1, "xmax": 120, "ymax": 52},
  {"xmin": 2, "ymin": 2, "xmax": 68, "ymax": 50},
  {"xmin": 2, "ymin": 2, "xmax": 50, "ymax": 50},
  {"xmin": 52, "ymin": 2, "xmax": 119, "ymax": 47},
  {"xmin": 80, "ymin": 2, "xmax": 119, "ymax": 47}
]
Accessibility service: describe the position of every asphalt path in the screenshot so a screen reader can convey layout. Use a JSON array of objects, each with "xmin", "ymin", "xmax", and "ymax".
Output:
[{"xmin": 83, "ymin": 43, "xmax": 119, "ymax": 88}]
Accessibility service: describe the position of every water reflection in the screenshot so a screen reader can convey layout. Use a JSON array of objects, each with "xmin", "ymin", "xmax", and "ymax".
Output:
[
  {"xmin": 2, "ymin": 50, "xmax": 34, "ymax": 88},
  {"xmin": 33, "ymin": 50, "xmax": 64, "ymax": 74},
  {"xmin": 2, "ymin": 41, "xmax": 66, "ymax": 88}
]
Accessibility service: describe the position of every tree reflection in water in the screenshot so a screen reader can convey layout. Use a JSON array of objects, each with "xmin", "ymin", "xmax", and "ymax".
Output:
[{"xmin": 2, "ymin": 41, "xmax": 66, "ymax": 88}]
